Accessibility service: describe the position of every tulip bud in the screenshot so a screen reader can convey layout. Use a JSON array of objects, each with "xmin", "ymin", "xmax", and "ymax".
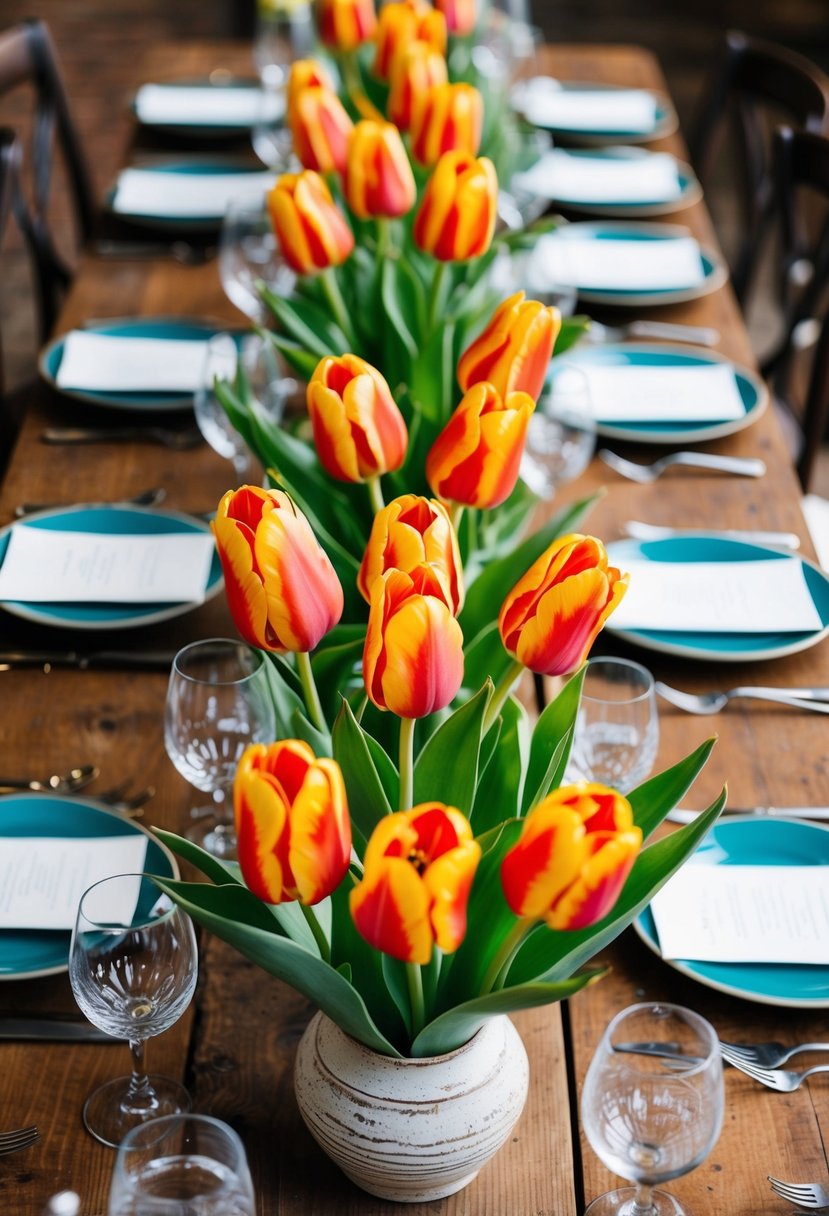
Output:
[
  {"xmin": 387, "ymin": 41, "xmax": 448, "ymax": 131},
  {"xmin": 343, "ymin": 120, "xmax": 417, "ymax": 219},
  {"xmin": 212, "ymin": 485, "xmax": 344, "ymax": 653},
  {"xmin": 433, "ymin": 0, "xmax": 477, "ymax": 36},
  {"xmin": 286, "ymin": 58, "xmax": 336, "ymax": 121},
  {"xmin": 267, "ymin": 170, "xmax": 354, "ymax": 275},
  {"xmin": 307, "ymin": 353, "xmax": 408, "ymax": 483},
  {"xmin": 426, "ymin": 382, "xmax": 535, "ymax": 509},
  {"xmin": 413, "ymin": 151, "xmax": 497, "ymax": 261},
  {"xmin": 458, "ymin": 291, "xmax": 561, "ymax": 403},
  {"xmin": 350, "ymin": 803, "xmax": 481, "ymax": 963},
  {"xmin": 235, "ymin": 740, "xmax": 352, "ymax": 906},
  {"xmin": 410, "ymin": 81, "xmax": 483, "ymax": 165},
  {"xmin": 500, "ymin": 784, "xmax": 642, "ymax": 930},
  {"xmin": 290, "ymin": 86, "xmax": 354, "ymax": 176},
  {"xmin": 358, "ymin": 493, "xmax": 464, "ymax": 613},
  {"xmin": 363, "ymin": 568, "xmax": 464, "ymax": 717},
  {"xmin": 317, "ymin": 0, "xmax": 377, "ymax": 51},
  {"xmin": 498, "ymin": 534, "xmax": 628, "ymax": 677},
  {"xmin": 374, "ymin": 0, "xmax": 447, "ymax": 81}
]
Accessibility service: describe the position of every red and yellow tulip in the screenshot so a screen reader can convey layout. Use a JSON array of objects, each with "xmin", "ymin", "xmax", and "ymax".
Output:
[
  {"xmin": 317, "ymin": 0, "xmax": 377, "ymax": 51},
  {"xmin": 410, "ymin": 81, "xmax": 484, "ymax": 165},
  {"xmin": 498, "ymin": 534, "xmax": 628, "ymax": 676},
  {"xmin": 212, "ymin": 486, "xmax": 344, "ymax": 653},
  {"xmin": 363, "ymin": 568, "xmax": 464, "ymax": 717},
  {"xmin": 357, "ymin": 493, "xmax": 464, "ymax": 613},
  {"xmin": 426, "ymin": 382, "xmax": 535, "ymax": 509},
  {"xmin": 433, "ymin": 0, "xmax": 477, "ymax": 36},
  {"xmin": 235, "ymin": 741, "xmax": 352, "ymax": 906},
  {"xmin": 387, "ymin": 42, "xmax": 448, "ymax": 131},
  {"xmin": 500, "ymin": 784, "xmax": 642, "ymax": 930},
  {"xmin": 289, "ymin": 86, "xmax": 354, "ymax": 176},
  {"xmin": 350, "ymin": 802, "xmax": 481, "ymax": 963},
  {"xmin": 374, "ymin": 0, "xmax": 447, "ymax": 80},
  {"xmin": 343, "ymin": 120, "xmax": 417, "ymax": 219},
  {"xmin": 286, "ymin": 58, "xmax": 336, "ymax": 120},
  {"xmin": 307, "ymin": 353, "xmax": 408, "ymax": 483},
  {"xmin": 413, "ymin": 151, "xmax": 497, "ymax": 261},
  {"xmin": 457, "ymin": 291, "xmax": 561, "ymax": 403},
  {"xmin": 267, "ymin": 170, "xmax": 354, "ymax": 275}
]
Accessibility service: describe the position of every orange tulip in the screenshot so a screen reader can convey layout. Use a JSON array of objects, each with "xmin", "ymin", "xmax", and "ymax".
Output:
[
  {"xmin": 212, "ymin": 486, "xmax": 344, "ymax": 654},
  {"xmin": 410, "ymin": 81, "xmax": 483, "ymax": 165},
  {"xmin": 357, "ymin": 494, "xmax": 464, "ymax": 613},
  {"xmin": 387, "ymin": 42, "xmax": 448, "ymax": 131},
  {"xmin": 235, "ymin": 741, "xmax": 352, "ymax": 907},
  {"xmin": 363, "ymin": 568, "xmax": 464, "ymax": 717},
  {"xmin": 342, "ymin": 120, "xmax": 416, "ymax": 219},
  {"xmin": 286, "ymin": 58, "xmax": 336, "ymax": 121},
  {"xmin": 267, "ymin": 170, "xmax": 354, "ymax": 275},
  {"xmin": 426, "ymin": 382, "xmax": 535, "ymax": 509},
  {"xmin": 498, "ymin": 534, "xmax": 628, "ymax": 677},
  {"xmin": 290, "ymin": 86, "xmax": 354, "ymax": 175},
  {"xmin": 413, "ymin": 151, "xmax": 497, "ymax": 261},
  {"xmin": 307, "ymin": 353, "xmax": 408, "ymax": 483},
  {"xmin": 433, "ymin": 0, "xmax": 477, "ymax": 36},
  {"xmin": 350, "ymin": 803, "xmax": 481, "ymax": 963},
  {"xmin": 457, "ymin": 292, "xmax": 561, "ymax": 403},
  {"xmin": 317, "ymin": 0, "xmax": 377, "ymax": 51},
  {"xmin": 500, "ymin": 784, "xmax": 642, "ymax": 930},
  {"xmin": 374, "ymin": 0, "xmax": 447, "ymax": 81}
]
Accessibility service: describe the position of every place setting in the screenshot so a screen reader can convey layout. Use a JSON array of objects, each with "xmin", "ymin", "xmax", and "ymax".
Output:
[
  {"xmin": 104, "ymin": 158, "xmax": 277, "ymax": 234},
  {"xmin": 511, "ymin": 76, "xmax": 679, "ymax": 145}
]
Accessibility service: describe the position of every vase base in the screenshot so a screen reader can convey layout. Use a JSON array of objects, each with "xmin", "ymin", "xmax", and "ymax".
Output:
[{"xmin": 340, "ymin": 1166, "xmax": 481, "ymax": 1204}]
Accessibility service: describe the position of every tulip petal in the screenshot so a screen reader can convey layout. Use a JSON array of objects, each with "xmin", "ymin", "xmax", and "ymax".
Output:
[
  {"xmin": 235, "ymin": 770, "xmax": 292, "ymax": 904},
  {"xmin": 290, "ymin": 760, "xmax": 351, "ymax": 905},
  {"xmin": 350, "ymin": 856, "xmax": 434, "ymax": 964},
  {"xmin": 212, "ymin": 514, "xmax": 273, "ymax": 650},
  {"xmin": 547, "ymin": 829, "xmax": 642, "ymax": 930},
  {"xmin": 500, "ymin": 803, "xmax": 587, "ymax": 918},
  {"xmin": 380, "ymin": 593, "xmax": 464, "ymax": 718},
  {"xmin": 254, "ymin": 502, "xmax": 344, "ymax": 652},
  {"xmin": 423, "ymin": 839, "xmax": 481, "ymax": 953}
]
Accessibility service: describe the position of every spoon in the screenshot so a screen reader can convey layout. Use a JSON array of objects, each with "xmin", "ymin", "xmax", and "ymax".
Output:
[
  {"xmin": 41, "ymin": 426, "xmax": 204, "ymax": 451},
  {"xmin": 0, "ymin": 764, "xmax": 99, "ymax": 795},
  {"xmin": 14, "ymin": 487, "xmax": 167, "ymax": 518}
]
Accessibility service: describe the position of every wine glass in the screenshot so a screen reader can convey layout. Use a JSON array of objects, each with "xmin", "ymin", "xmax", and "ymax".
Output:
[
  {"xmin": 219, "ymin": 194, "xmax": 296, "ymax": 324},
  {"xmin": 108, "ymin": 1113, "xmax": 255, "ymax": 1215},
  {"xmin": 69, "ymin": 873, "xmax": 198, "ymax": 1149},
  {"xmin": 252, "ymin": 1, "xmax": 314, "ymax": 93},
  {"xmin": 164, "ymin": 638, "xmax": 276, "ymax": 859},
  {"xmin": 521, "ymin": 362, "xmax": 596, "ymax": 500},
  {"xmin": 580, "ymin": 1002, "xmax": 724, "ymax": 1215},
  {"xmin": 568, "ymin": 657, "xmax": 659, "ymax": 792}
]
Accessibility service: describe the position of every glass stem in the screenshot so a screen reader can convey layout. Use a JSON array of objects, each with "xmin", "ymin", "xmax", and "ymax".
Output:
[
  {"xmin": 123, "ymin": 1039, "xmax": 157, "ymax": 1114},
  {"xmin": 630, "ymin": 1184, "xmax": 657, "ymax": 1215}
]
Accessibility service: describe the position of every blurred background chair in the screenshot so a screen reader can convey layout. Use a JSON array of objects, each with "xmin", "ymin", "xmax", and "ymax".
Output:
[{"xmin": 0, "ymin": 127, "xmax": 21, "ymax": 396}]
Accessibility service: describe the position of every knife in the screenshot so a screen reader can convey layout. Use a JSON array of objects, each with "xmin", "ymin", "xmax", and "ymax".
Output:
[
  {"xmin": 0, "ymin": 650, "xmax": 178, "ymax": 671},
  {"xmin": 0, "ymin": 1017, "xmax": 125, "ymax": 1042},
  {"xmin": 668, "ymin": 806, "xmax": 829, "ymax": 824}
]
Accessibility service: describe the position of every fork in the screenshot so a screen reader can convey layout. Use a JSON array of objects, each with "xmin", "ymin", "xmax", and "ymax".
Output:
[
  {"xmin": 0, "ymin": 763, "xmax": 99, "ymax": 795},
  {"xmin": 767, "ymin": 1177, "xmax": 829, "ymax": 1209},
  {"xmin": 41, "ymin": 425, "xmax": 204, "ymax": 451},
  {"xmin": 598, "ymin": 449, "xmax": 767, "ymax": 483},
  {"xmin": 720, "ymin": 1039, "xmax": 829, "ymax": 1069},
  {"xmin": 586, "ymin": 319, "xmax": 721, "ymax": 346},
  {"xmin": 622, "ymin": 519, "xmax": 801, "ymax": 550},
  {"xmin": 0, "ymin": 1125, "xmax": 39, "ymax": 1156},
  {"xmin": 728, "ymin": 1059, "xmax": 829, "ymax": 1090},
  {"xmin": 14, "ymin": 486, "xmax": 167, "ymax": 518},
  {"xmin": 655, "ymin": 681, "xmax": 829, "ymax": 715}
]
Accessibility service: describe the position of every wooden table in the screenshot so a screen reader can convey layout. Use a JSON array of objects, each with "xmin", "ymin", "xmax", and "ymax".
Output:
[{"xmin": 0, "ymin": 40, "xmax": 827, "ymax": 1216}]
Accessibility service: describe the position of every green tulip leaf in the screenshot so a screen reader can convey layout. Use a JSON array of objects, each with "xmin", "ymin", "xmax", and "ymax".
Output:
[
  {"xmin": 462, "ymin": 620, "xmax": 517, "ymax": 695},
  {"xmin": 152, "ymin": 829, "xmax": 244, "ymax": 888},
  {"xmin": 471, "ymin": 696, "xmax": 530, "ymax": 830},
  {"xmin": 264, "ymin": 334, "xmax": 320, "ymax": 380},
  {"xmin": 260, "ymin": 285, "xmax": 350, "ymax": 358},
  {"xmin": 521, "ymin": 666, "xmax": 586, "ymax": 813},
  {"xmin": 381, "ymin": 257, "xmax": 419, "ymax": 360},
  {"xmin": 413, "ymin": 682, "xmax": 492, "ymax": 814},
  {"xmin": 627, "ymin": 737, "xmax": 717, "ymax": 839},
  {"xmin": 333, "ymin": 700, "xmax": 394, "ymax": 835},
  {"xmin": 311, "ymin": 629, "xmax": 365, "ymax": 724},
  {"xmin": 554, "ymin": 315, "xmax": 591, "ymax": 356}
]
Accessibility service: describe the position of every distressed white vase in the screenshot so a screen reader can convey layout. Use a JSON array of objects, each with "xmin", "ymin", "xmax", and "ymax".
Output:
[{"xmin": 293, "ymin": 1011, "xmax": 529, "ymax": 1203}]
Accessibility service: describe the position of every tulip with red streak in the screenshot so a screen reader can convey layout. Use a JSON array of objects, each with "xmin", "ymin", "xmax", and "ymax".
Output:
[
  {"xmin": 343, "ymin": 120, "xmax": 416, "ymax": 219},
  {"xmin": 410, "ymin": 81, "xmax": 483, "ymax": 165},
  {"xmin": 363, "ymin": 568, "xmax": 464, "ymax": 717},
  {"xmin": 413, "ymin": 151, "xmax": 497, "ymax": 261},
  {"xmin": 457, "ymin": 291, "xmax": 561, "ymax": 403},
  {"xmin": 317, "ymin": 0, "xmax": 377, "ymax": 51},
  {"xmin": 498, "ymin": 534, "xmax": 628, "ymax": 677},
  {"xmin": 286, "ymin": 59, "xmax": 336, "ymax": 120},
  {"xmin": 358, "ymin": 494, "xmax": 463, "ymax": 613},
  {"xmin": 212, "ymin": 486, "xmax": 344, "ymax": 654},
  {"xmin": 426, "ymin": 382, "xmax": 535, "ymax": 510},
  {"xmin": 350, "ymin": 803, "xmax": 481, "ymax": 963},
  {"xmin": 307, "ymin": 353, "xmax": 408, "ymax": 483},
  {"xmin": 290, "ymin": 86, "xmax": 354, "ymax": 176},
  {"xmin": 500, "ymin": 784, "xmax": 642, "ymax": 930},
  {"xmin": 387, "ymin": 42, "xmax": 448, "ymax": 131},
  {"xmin": 267, "ymin": 170, "xmax": 354, "ymax": 275},
  {"xmin": 235, "ymin": 740, "xmax": 352, "ymax": 906},
  {"xmin": 433, "ymin": 0, "xmax": 477, "ymax": 36},
  {"xmin": 374, "ymin": 0, "xmax": 446, "ymax": 80}
]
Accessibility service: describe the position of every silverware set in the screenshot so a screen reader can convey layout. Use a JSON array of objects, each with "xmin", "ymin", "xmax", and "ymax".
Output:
[
  {"xmin": 656, "ymin": 681, "xmax": 829, "ymax": 715},
  {"xmin": 768, "ymin": 1177, "xmax": 829, "ymax": 1210},
  {"xmin": 40, "ymin": 425, "xmax": 204, "ymax": 450},
  {"xmin": 599, "ymin": 448, "xmax": 767, "ymax": 482},
  {"xmin": 622, "ymin": 518, "xmax": 801, "ymax": 550},
  {"xmin": 0, "ymin": 1124, "xmax": 39, "ymax": 1157},
  {"xmin": 585, "ymin": 319, "xmax": 721, "ymax": 346},
  {"xmin": 14, "ymin": 485, "xmax": 168, "ymax": 517},
  {"xmin": 0, "ymin": 766, "xmax": 153, "ymax": 815}
]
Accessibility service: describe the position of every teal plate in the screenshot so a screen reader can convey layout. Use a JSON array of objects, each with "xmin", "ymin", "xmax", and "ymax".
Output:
[
  {"xmin": 512, "ymin": 79, "xmax": 678, "ymax": 145},
  {"xmin": 539, "ymin": 221, "xmax": 728, "ymax": 306},
  {"xmin": 605, "ymin": 536, "xmax": 829, "ymax": 662},
  {"xmin": 634, "ymin": 816, "xmax": 829, "ymax": 1008},
  {"xmin": 39, "ymin": 316, "xmax": 239, "ymax": 413},
  {"xmin": 0, "ymin": 504, "xmax": 222, "ymax": 631},
  {"xmin": 106, "ymin": 160, "xmax": 273, "ymax": 231},
  {"xmin": 132, "ymin": 76, "xmax": 284, "ymax": 137},
  {"xmin": 0, "ymin": 793, "xmax": 178, "ymax": 981},
  {"xmin": 560, "ymin": 342, "xmax": 767, "ymax": 444},
  {"xmin": 517, "ymin": 148, "xmax": 702, "ymax": 217}
]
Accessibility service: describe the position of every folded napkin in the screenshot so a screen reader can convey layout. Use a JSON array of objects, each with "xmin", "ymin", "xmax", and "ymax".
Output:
[
  {"xmin": 579, "ymin": 364, "xmax": 745, "ymax": 423},
  {"xmin": 609, "ymin": 557, "xmax": 822, "ymax": 634},
  {"xmin": 537, "ymin": 233, "xmax": 705, "ymax": 291},
  {"xmin": 134, "ymin": 82, "xmax": 284, "ymax": 127},
  {"xmin": 0, "ymin": 527, "xmax": 215, "ymax": 604},
  {"xmin": 513, "ymin": 149, "xmax": 682, "ymax": 204},
  {"xmin": 513, "ymin": 78, "xmax": 658, "ymax": 133},
  {"xmin": 112, "ymin": 167, "xmax": 277, "ymax": 218},
  {"xmin": 55, "ymin": 330, "xmax": 236, "ymax": 393}
]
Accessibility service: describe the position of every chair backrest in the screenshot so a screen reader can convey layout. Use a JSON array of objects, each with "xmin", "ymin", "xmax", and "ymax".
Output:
[
  {"xmin": 0, "ymin": 18, "xmax": 95, "ymax": 341},
  {"xmin": 770, "ymin": 125, "xmax": 829, "ymax": 492},
  {"xmin": 690, "ymin": 30, "xmax": 829, "ymax": 305},
  {"xmin": 0, "ymin": 127, "xmax": 22, "ymax": 398}
]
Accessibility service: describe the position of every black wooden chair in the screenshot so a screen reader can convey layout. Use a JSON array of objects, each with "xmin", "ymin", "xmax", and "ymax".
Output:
[
  {"xmin": 689, "ymin": 30, "xmax": 829, "ymax": 309},
  {"xmin": 0, "ymin": 127, "xmax": 23, "ymax": 475}
]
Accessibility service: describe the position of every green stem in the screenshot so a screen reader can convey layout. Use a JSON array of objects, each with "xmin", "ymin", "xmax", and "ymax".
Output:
[
  {"xmin": 399, "ymin": 716, "xmax": 416, "ymax": 810},
  {"xmin": 376, "ymin": 215, "xmax": 390, "ymax": 262},
  {"xmin": 296, "ymin": 650, "xmax": 327, "ymax": 735},
  {"xmin": 320, "ymin": 267, "xmax": 356, "ymax": 348},
  {"xmin": 406, "ymin": 961, "xmax": 426, "ymax": 1039},
  {"xmin": 448, "ymin": 502, "xmax": 465, "ymax": 534},
  {"xmin": 299, "ymin": 901, "xmax": 331, "ymax": 964},
  {"xmin": 341, "ymin": 50, "xmax": 363, "ymax": 114},
  {"xmin": 479, "ymin": 917, "xmax": 534, "ymax": 995},
  {"xmin": 482, "ymin": 659, "xmax": 524, "ymax": 733},
  {"xmin": 366, "ymin": 474, "xmax": 385, "ymax": 515},
  {"xmin": 428, "ymin": 260, "xmax": 449, "ymax": 335}
]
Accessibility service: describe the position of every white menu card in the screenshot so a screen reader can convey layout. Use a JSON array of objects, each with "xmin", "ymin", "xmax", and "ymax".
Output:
[
  {"xmin": 56, "ymin": 331, "xmax": 235, "ymax": 393},
  {"xmin": 513, "ymin": 79, "xmax": 658, "ymax": 132},
  {"xmin": 580, "ymin": 364, "xmax": 746, "ymax": 423},
  {"xmin": 134, "ymin": 83, "xmax": 284, "ymax": 127},
  {"xmin": 537, "ymin": 234, "xmax": 705, "ymax": 290},
  {"xmin": 112, "ymin": 168, "xmax": 276, "ymax": 217},
  {"xmin": 513, "ymin": 149, "xmax": 682, "ymax": 204}
]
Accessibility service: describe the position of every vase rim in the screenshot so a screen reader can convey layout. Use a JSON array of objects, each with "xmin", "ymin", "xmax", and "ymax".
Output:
[{"xmin": 312, "ymin": 1009, "xmax": 508, "ymax": 1065}]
